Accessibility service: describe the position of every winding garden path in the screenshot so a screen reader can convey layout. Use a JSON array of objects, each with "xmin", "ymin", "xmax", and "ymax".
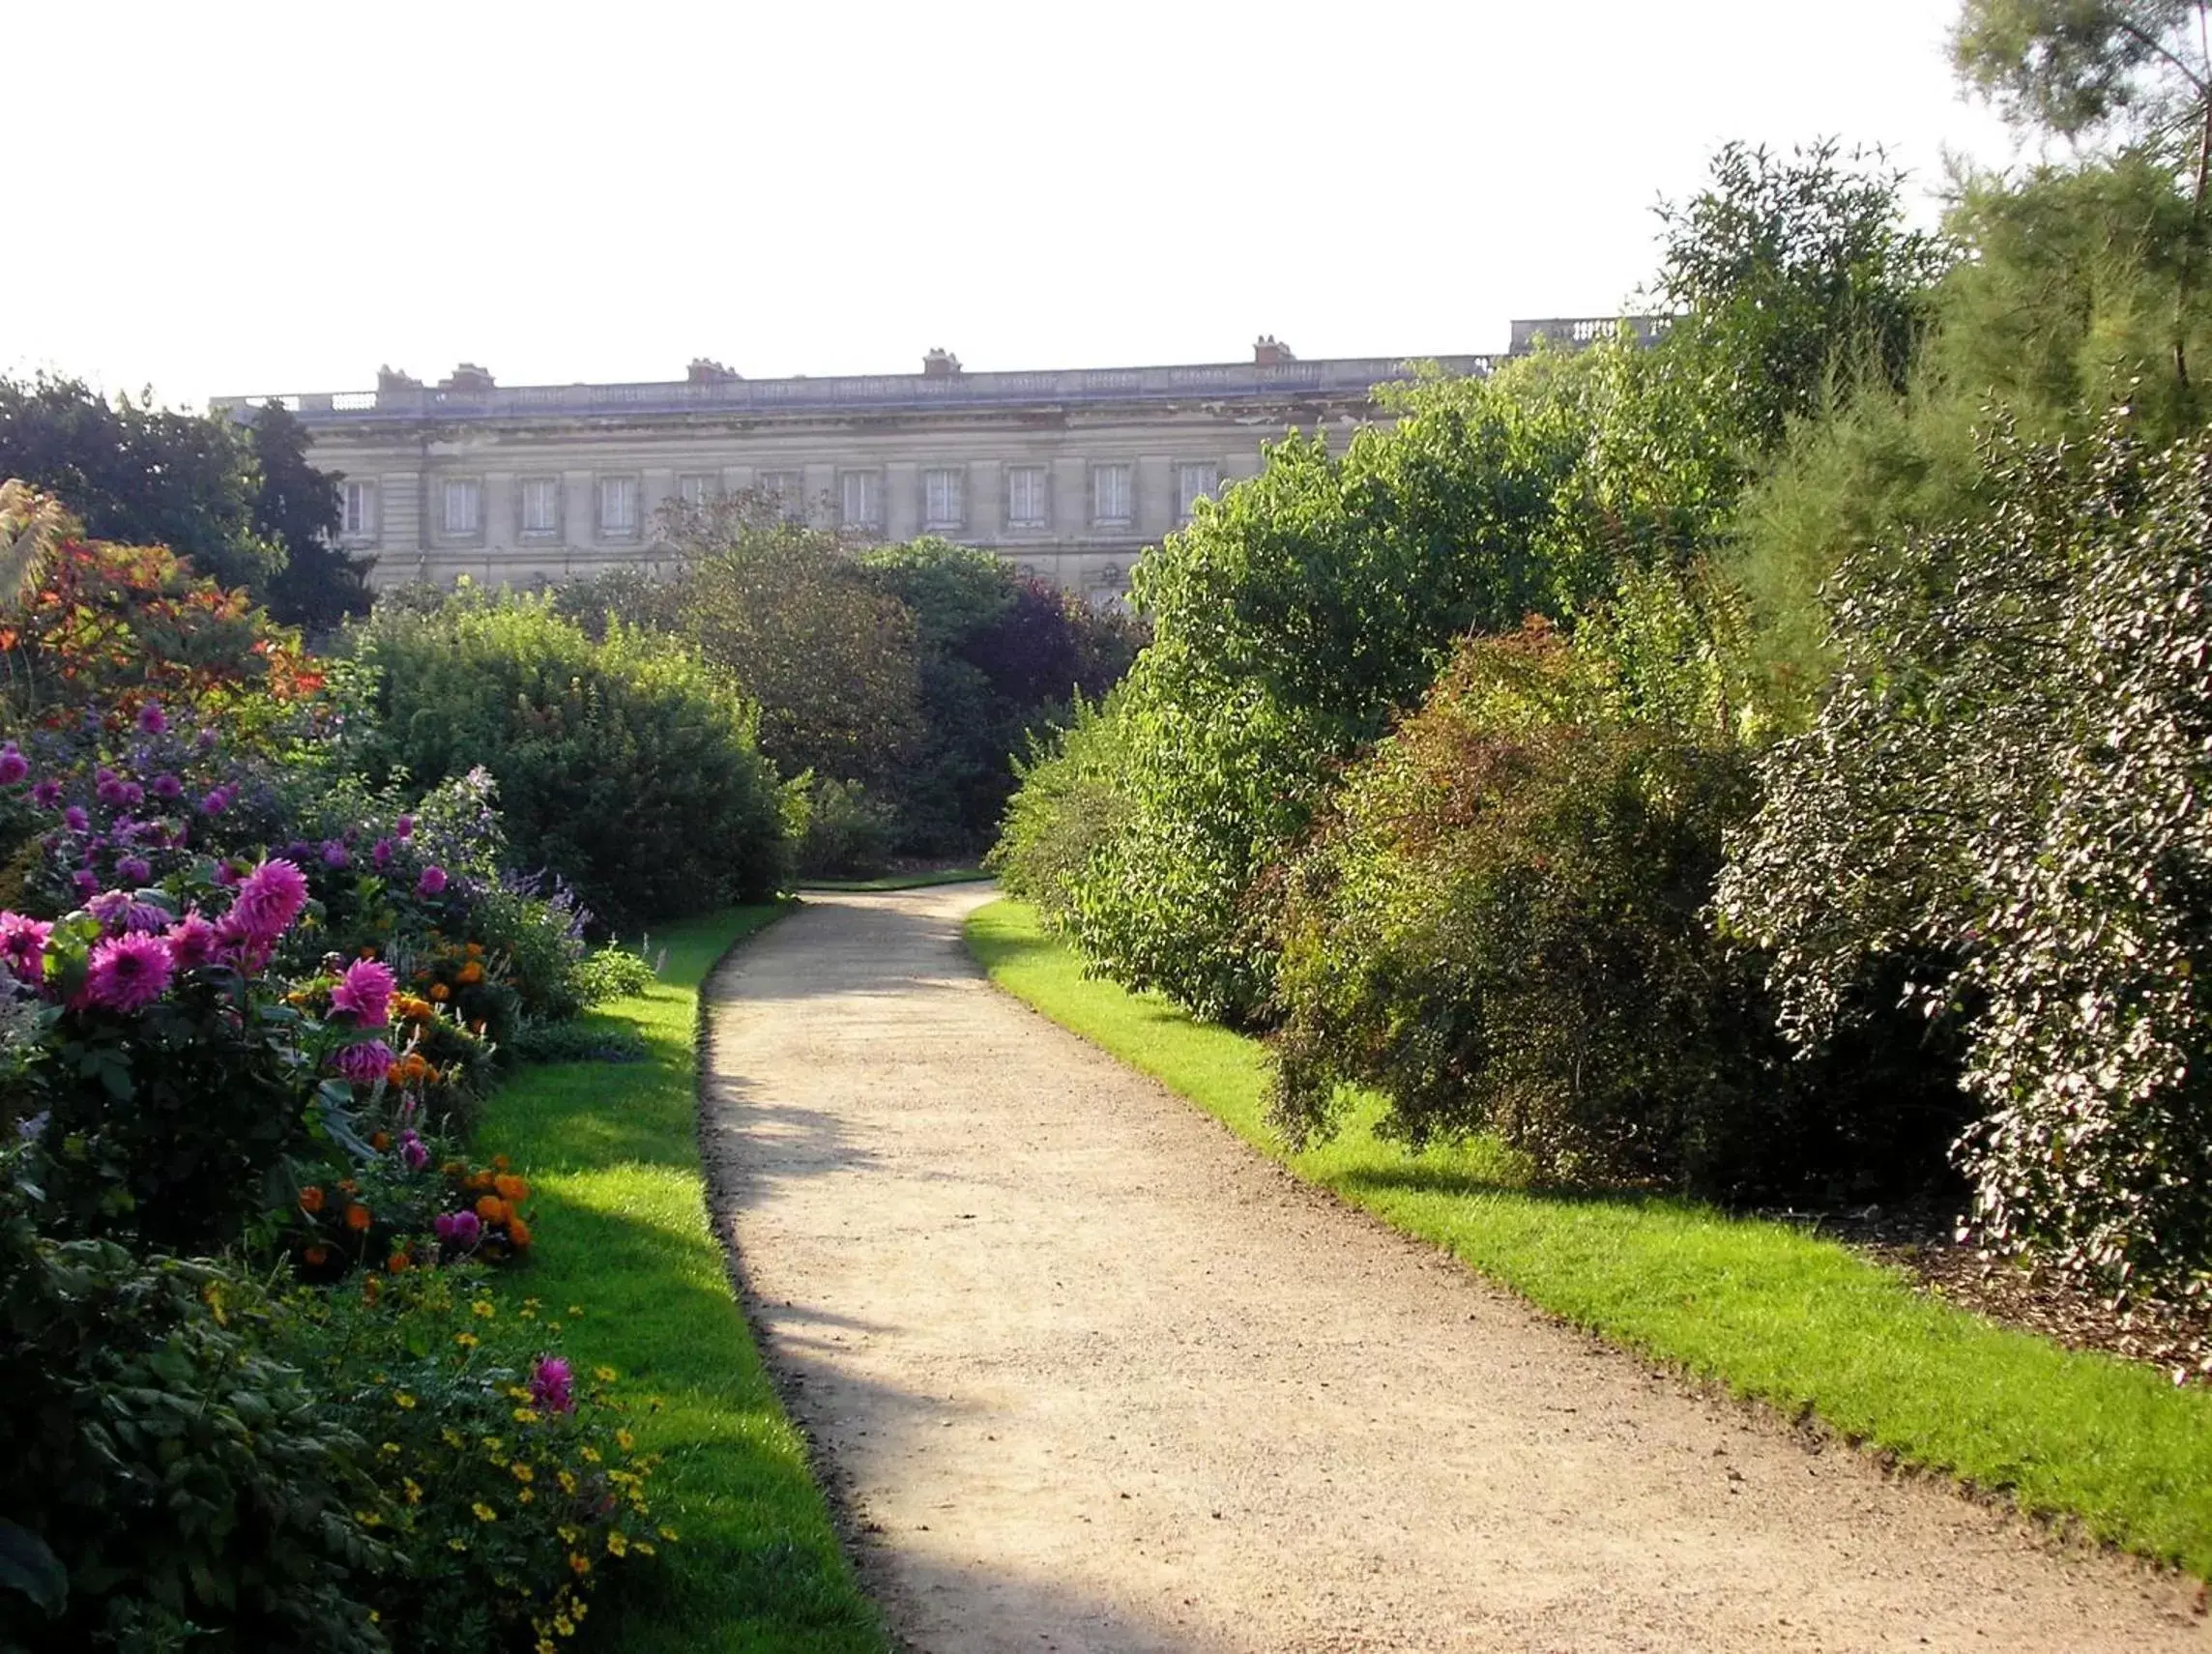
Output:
[{"xmin": 700, "ymin": 888, "xmax": 2203, "ymax": 1653}]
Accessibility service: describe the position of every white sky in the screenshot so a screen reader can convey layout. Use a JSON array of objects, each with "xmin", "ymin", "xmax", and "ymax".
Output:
[{"xmin": 9, "ymin": 0, "xmax": 2019, "ymax": 411}]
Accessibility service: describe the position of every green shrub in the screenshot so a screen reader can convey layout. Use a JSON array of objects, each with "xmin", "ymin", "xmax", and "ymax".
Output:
[
  {"xmin": 0, "ymin": 1150, "xmax": 389, "ymax": 1653},
  {"xmin": 346, "ymin": 591, "xmax": 788, "ymax": 929},
  {"xmin": 570, "ymin": 945, "xmax": 658, "ymax": 1007},
  {"xmin": 1270, "ymin": 570, "xmax": 1966, "ymax": 1200},
  {"xmin": 1719, "ymin": 415, "xmax": 2212, "ymax": 1293},
  {"xmin": 506, "ymin": 1020, "xmax": 651, "ymax": 1065},
  {"xmin": 986, "ymin": 690, "xmax": 1132, "ymax": 931},
  {"xmin": 274, "ymin": 1266, "xmax": 667, "ymax": 1654},
  {"xmin": 1057, "ymin": 352, "xmax": 1722, "ymax": 1023},
  {"xmin": 789, "ymin": 775, "xmax": 896, "ymax": 879}
]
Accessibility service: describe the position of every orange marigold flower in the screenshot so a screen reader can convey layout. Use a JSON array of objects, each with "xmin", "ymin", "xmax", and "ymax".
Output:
[
  {"xmin": 494, "ymin": 1174, "xmax": 529, "ymax": 1203},
  {"xmin": 493, "ymin": 1155, "xmax": 510, "ymax": 1173},
  {"xmin": 458, "ymin": 962, "xmax": 483, "ymax": 984},
  {"xmin": 466, "ymin": 942, "xmax": 484, "ymax": 958},
  {"xmin": 304, "ymin": 1244, "xmax": 330, "ymax": 1267},
  {"xmin": 387, "ymin": 1251, "xmax": 410, "ymax": 1274},
  {"xmin": 476, "ymin": 1196, "xmax": 508, "ymax": 1223},
  {"xmin": 507, "ymin": 1218, "xmax": 533, "ymax": 1248},
  {"xmin": 345, "ymin": 1203, "xmax": 372, "ymax": 1232},
  {"xmin": 298, "ymin": 1185, "xmax": 326, "ymax": 1213},
  {"xmin": 429, "ymin": 983, "xmax": 450, "ymax": 1001},
  {"xmin": 370, "ymin": 1131, "xmax": 392, "ymax": 1152}
]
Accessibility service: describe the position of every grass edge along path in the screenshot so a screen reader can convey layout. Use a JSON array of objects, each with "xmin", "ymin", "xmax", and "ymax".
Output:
[
  {"xmin": 477, "ymin": 905, "xmax": 888, "ymax": 1654},
  {"xmin": 966, "ymin": 897, "xmax": 2212, "ymax": 1583}
]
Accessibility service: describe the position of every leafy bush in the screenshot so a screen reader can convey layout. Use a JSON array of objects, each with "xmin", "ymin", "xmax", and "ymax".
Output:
[
  {"xmin": 789, "ymin": 774, "xmax": 896, "ymax": 879},
  {"xmin": 985, "ymin": 691, "xmax": 1132, "ymax": 930},
  {"xmin": 506, "ymin": 1020, "xmax": 651, "ymax": 1065},
  {"xmin": 274, "ymin": 1267, "xmax": 667, "ymax": 1654},
  {"xmin": 346, "ymin": 591, "xmax": 788, "ymax": 928},
  {"xmin": 0, "ymin": 1148, "xmax": 388, "ymax": 1653},
  {"xmin": 1270, "ymin": 571, "xmax": 1965, "ymax": 1200},
  {"xmin": 1718, "ymin": 416, "xmax": 2212, "ymax": 1293},
  {"xmin": 570, "ymin": 945, "xmax": 657, "ymax": 1006}
]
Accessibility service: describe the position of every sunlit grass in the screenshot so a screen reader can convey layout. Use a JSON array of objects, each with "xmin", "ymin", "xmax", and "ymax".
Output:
[
  {"xmin": 479, "ymin": 906, "xmax": 887, "ymax": 1654},
  {"xmin": 968, "ymin": 897, "xmax": 2212, "ymax": 1579}
]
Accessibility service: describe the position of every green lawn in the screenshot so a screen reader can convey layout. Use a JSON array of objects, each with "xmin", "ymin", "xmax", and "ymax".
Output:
[
  {"xmin": 478, "ymin": 906, "xmax": 887, "ymax": 1654},
  {"xmin": 967, "ymin": 897, "xmax": 2212, "ymax": 1580}
]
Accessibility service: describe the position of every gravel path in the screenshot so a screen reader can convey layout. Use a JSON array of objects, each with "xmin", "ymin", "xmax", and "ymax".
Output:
[{"xmin": 700, "ymin": 888, "xmax": 2204, "ymax": 1653}]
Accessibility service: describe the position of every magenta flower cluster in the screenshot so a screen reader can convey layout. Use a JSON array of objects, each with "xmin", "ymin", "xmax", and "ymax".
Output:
[
  {"xmin": 528, "ymin": 1355, "xmax": 575, "ymax": 1415},
  {"xmin": 329, "ymin": 958, "xmax": 394, "ymax": 1028}
]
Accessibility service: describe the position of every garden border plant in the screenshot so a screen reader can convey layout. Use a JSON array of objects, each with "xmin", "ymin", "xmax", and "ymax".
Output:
[
  {"xmin": 471, "ymin": 904, "xmax": 887, "ymax": 1654},
  {"xmin": 966, "ymin": 896, "xmax": 2212, "ymax": 1581}
]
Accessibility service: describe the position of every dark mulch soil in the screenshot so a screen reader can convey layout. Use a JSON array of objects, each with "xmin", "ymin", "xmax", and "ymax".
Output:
[{"xmin": 1774, "ymin": 1204, "xmax": 2212, "ymax": 1389}]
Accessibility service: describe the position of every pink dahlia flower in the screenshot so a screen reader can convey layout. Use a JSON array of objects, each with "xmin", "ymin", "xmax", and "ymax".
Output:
[
  {"xmin": 83, "ymin": 933, "xmax": 174, "ymax": 1014},
  {"xmin": 330, "ymin": 958, "xmax": 394, "ymax": 1029},
  {"xmin": 0, "ymin": 913, "xmax": 52, "ymax": 981},
  {"xmin": 331, "ymin": 1039, "xmax": 394, "ymax": 1086},
  {"xmin": 164, "ymin": 912, "xmax": 219, "ymax": 970},
  {"xmin": 229, "ymin": 858, "xmax": 309, "ymax": 943}
]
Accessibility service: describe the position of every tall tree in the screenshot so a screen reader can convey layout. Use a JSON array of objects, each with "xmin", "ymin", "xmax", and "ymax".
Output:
[
  {"xmin": 247, "ymin": 401, "xmax": 373, "ymax": 634},
  {"xmin": 1648, "ymin": 139, "xmax": 1955, "ymax": 453},
  {"xmin": 0, "ymin": 374, "xmax": 281, "ymax": 593},
  {"xmin": 1955, "ymin": 1, "xmax": 2212, "ymax": 393}
]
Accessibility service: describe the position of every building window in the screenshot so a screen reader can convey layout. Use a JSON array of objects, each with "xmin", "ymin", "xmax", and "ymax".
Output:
[
  {"xmin": 597, "ymin": 476, "xmax": 640, "ymax": 537},
  {"xmin": 921, "ymin": 467, "xmax": 965, "ymax": 531},
  {"xmin": 442, "ymin": 479, "xmax": 481, "ymax": 537},
  {"xmin": 519, "ymin": 478, "xmax": 561, "ymax": 537},
  {"xmin": 757, "ymin": 470, "xmax": 801, "ymax": 517},
  {"xmin": 1091, "ymin": 463, "xmax": 1132, "ymax": 528},
  {"xmin": 340, "ymin": 479, "xmax": 377, "ymax": 540},
  {"xmin": 1007, "ymin": 465, "xmax": 1048, "ymax": 529},
  {"xmin": 1177, "ymin": 462, "xmax": 1219, "ymax": 523},
  {"xmin": 839, "ymin": 469, "xmax": 883, "ymax": 531},
  {"xmin": 679, "ymin": 473, "xmax": 714, "ymax": 508}
]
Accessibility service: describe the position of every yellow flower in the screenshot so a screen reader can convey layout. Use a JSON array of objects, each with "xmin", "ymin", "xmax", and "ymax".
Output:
[
  {"xmin": 554, "ymin": 1615, "xmax": 574, "ymax": 1636},
  {"xmin": 471, "ymin": 1299, "xmax": 495, "ymax": 1319},
  {"xmin": 558, "ymin": 1524, "xmax": 582, "ymax": 1544},
  {"xmin": 658, "ymin": 1526, "xmax": 680, "ymax": 1542},
  {"xmin": 403, "ymin": 1478, "xmax": 423, "ymax": 1505},
  {"xmin": 510, "ymin": 1462, "xmax": 536, "ymax": 1483},
  {"xmin": 615, "ymin": 1429, "xmax": 635, "ymax": 1452},
  {"xmin": 519, "ymin": 1488, "xmax": 536, "ymax": 1504},
  {"xmin": 506, "ymin": 1385, "xmax": 532, "ymax": 1402},
  {"xmin": 354, "ymin": 1509, "xmax": 383, "ymax": 1527},
  {"xmin": 567, "ymin": 1305, "xmax": 584, "ymax": 1318},
  {"xmin": 448, "ymin": 1537, "xmax": 469, "ymax": 1552},
  {"xmin": 482, "ymin": 1436, "xmax": 505, "ymax": 1452},
  {"xmin": 473, "ymin": 1502, "xmax": 498, "ymax": 1523},
  {"xmin": 557, "ymin": 1469, "xmax": 577, "ymax": 1494},
  {"xmin": 454, "ymin": 1331, "xmax": 480, "ymax": 1349},
  {"xmin": 568, "ymin": 1552, "xmax": 592, "ymax": 1576},
  {"xmin": 605, "ymin": 1530, "xmax": 628, "ymax": 1557},
  {"xmin": 593, "ymin": 1366, "xmax": 617, "ymax": 1383},
  {"xmin": 380, "ymin": 1441, "xmax": 401, "ymax": 1456},
  {"xmin": 634, "ymin": 1540, "xmax": 656, "ymax": 1556},
  {"xmin": 441, "ymin": 1428, "xmax": 465, "ymax": 1448},
  {"xmin": 571, "ymin": 1601, "xmax": 587, "ymax": 1622},
  {"xmin": 579, "ymin": 1446, "xmax": 600, "ymax": 1464},
  {"xmin": 513, "ymin": 1407, "xmax": 540, "ymax": 1425},
  {"xmin": 394, "ymin": 1393, "xmax": 417, "ymax": 1410},
  {"xmin": 538, "ymin": 1640, "xmax": 557, "ymax": 1654}
]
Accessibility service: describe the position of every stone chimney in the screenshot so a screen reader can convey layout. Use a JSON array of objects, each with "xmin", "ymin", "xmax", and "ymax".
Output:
[
  {"xmin": 1253, "ymin": 334, "xmax": 1296, "ymax": 366},
  {"xmin": 687, "ymin": 358, "xmax": 742, "ymax": 384},
  {"xmin": 376, "ymin": 365, "xmax": 422, "ymax": 393},
  {"xmin": 439, "ymin": 363, "xmax": 496, "ymax": 392},
  {"xmin": 922, "ymin": 347, "xmax": 962, "ymax": 378}
]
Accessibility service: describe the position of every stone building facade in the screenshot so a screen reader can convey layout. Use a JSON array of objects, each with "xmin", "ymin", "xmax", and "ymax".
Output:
[{"xmin": 212, "ymin": 320, "xmax": 1655, "ymax": 602}]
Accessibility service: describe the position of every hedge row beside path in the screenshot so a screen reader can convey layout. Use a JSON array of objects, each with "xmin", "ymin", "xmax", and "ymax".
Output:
[
  {"xmin": 478, "ymin": 906, "xmax": 888, "ymax": 1654},
  {"xmin": 966, "ymin": 897, "xmax": 2212, "ymax": 1581}
]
